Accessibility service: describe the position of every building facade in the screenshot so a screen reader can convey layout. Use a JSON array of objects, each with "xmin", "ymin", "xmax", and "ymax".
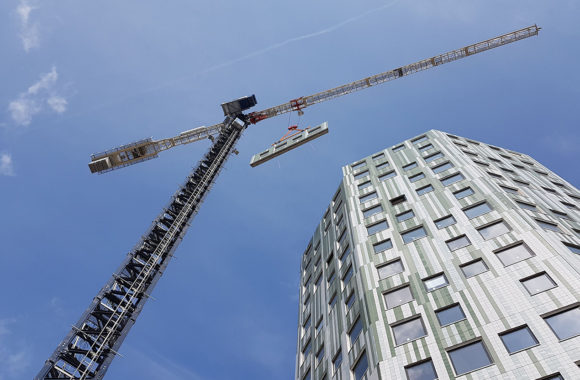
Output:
[{"xmin": 295, "ymin": 130, "xmax": 580, "ymax": 380}]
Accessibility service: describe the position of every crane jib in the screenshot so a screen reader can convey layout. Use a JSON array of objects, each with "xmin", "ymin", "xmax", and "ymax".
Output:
[{"xmin": 247, "ymin": 25, "xmax": 539, "ymax": 124}]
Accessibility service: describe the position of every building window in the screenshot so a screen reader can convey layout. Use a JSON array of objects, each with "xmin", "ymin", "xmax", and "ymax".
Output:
[
  {"xmin": 352, "ymin": 352, "xmax": 368, "ymax": 380},
  {"xmin": 302, "ymin": 339, "xmax": 312, "ymax": 359},
  {"xmin": 424, "ymin": 152, "xmax": 444, "ymax": 162},
  {"xmin": 405, "ymin": 359, "xmax": 437, "ymax": 380},
  {"xmin": 384, "ymin": 285, "xmax": 414, "ymax": 309},
  {"xmin": 423, "ymin": 273, "xmax": 449, "ymax": 291},
  {"xmin": 402, "ymin": 226, "xmax": 427, "ymax": 243},
  {"xmin": 560, "ymin": 201, "xmax": 578, "ymax": 210},
  {"xmin": 372, "ymin": 152, "xmax": 385, "ymax": 160},
  {"xmin": 495, "ymin": 242, "xmax": 535, "ymax": 266},
  {"xmin": 352, "ymin": 161, "xmax": 366, "ymax": 169},
  {"xmin": 434, "ymin": 215, "xmax": 456, "ymax": 229},
  {"xmin": 543, "ymin": 306, "xmax": 580, "ymax": 340},
  {"xmin": 516, "ymin": 200, "xmax": 536, "ymax": 211},
  {"xmin": 396, "ymin": 209, "xmax": 415, "ymax": 222},
  {"xmin": 416, "ymin": 184, "xmax": 434, "ymax": 195},
  {"xmin": 412, "ymin": 135, "xmax": 428, "ymax": 144},
  {"xmin": 358, "ymin": 181, "xmax": 372, "ymax": 191},
  {"xmin": 367, "ymin": 220, "xmax": 388, "ymax": 235},
  {"xmin": 390, "ymin": 194, "xmax": 407, "ymax": 205},
  {"xmin": 513, "ymin": 178, "xmax": 530, "ymax": 186},
  {"xmin": 552, "ymin": 207, "xmax": 572, "ymax": 219},
  {"xmin": 447, "ymin": 134, "xmax": 459, "ymax": 139},
  {"xmin": 453, "ymin": 141, "xmax": 468, "ymax": 148},
  {"xmin": 463, "ymin": 202, "xmax": 492, "ymax": 219},
  {"xmin": 342, "ymin": 265, "xmax": 353, "ymax": 286},
  {"xmin": 418, "ymin": 143, "xmax": 433, "ymax": 152},
  {"xmin": 373, "ymin": 239, "xmax": 393, "ymax": 254},
  {"xmin": 521, "ymin": 272, "xmax": 557, "ymax": 295},
  {"xmin": 345, "ymin": 291, "xmax": 355, "ymax": 310},
  {"xmin": 376, "ymin": 161, "xmax": 390, "ymax": 170},
  {"xmin": 363, "ymin": 204, "xmax": 382, "ymax": 218},
  {"xmin": 477, "ymin": 220, "xmax": 511, "ymax": 240},
  {"xmin": 328, "ymin": 292, "xmax": 337, "ymax": 309},
  {"xmin": 487, "ymin": 171, "xmax": 503, "ymax": 179},
  {"xmin": 441, "ymin": 173, "xmax": 465, "ymax": 186},
  {"xmin": 463, "ymin": 149, "xmax": 478, "ymax": 156},
  {"xmin": 315, "ymin": 317, "xmax": 323, "ymax": 336},
  {"xmin": 353, "ymin": 170, "xmax": 369, "ymax": 180},
  {"xmin": 409, "ymin": 172, "xmax": 425, "ymax": 182},
  {"xmin": 536, "ymin": 219, "xmax": 561, "ymax": 232},
  {"xmin": 315, "ymin": 273, "xmax": 323, "ymax": 290},
  {"xmin": 500, "ymin": 167, "xmax": 515, "ymax": 174},
  {"xmin": 436, "ymin": 303, "xmax": 466, "ymax": 326},
  {"xmin": 328, "ymin": 271, "xmax": 336, "ymax": 286},
  {"xmin": 460, "ymin": 259, "xmax": 489, "ymax": 278},
  {"xmin": 349, "ymin": 317, "xmax": 363, "ymax": 345},
  {"xmin": 473, "ymin": 159, "xmax": 490, "ymax": 167},
  {"xmin": 377, "ymin": 258, "xmax": 403, "ymax": 279},
  {"xmin": 379, "ymin": 170, "xmax": 397, "ymax": 180},
  {"xmin": 447, "ymin": 340, "xmax": 493, "ymax": 376},
  {"xmin": 454, "ymin": 187, "xmax": 474, "ymax": 199},
  {"xmin": 392, "ymin": 316, "xmax": 427, "ymax": 345},
  {"xmin": 332, "ymin": 350, "xmax": 342, "ymax": 374},
  {"xmin": 340, "ymin": 245, "xmax": 351, "ymax": 262},
  {"xmin": 537, "ymin": 374, "xmax": 564, "ymax": 380},
  {"xmin": 316, "ymin": 345, "xmax": 325, "ymax": 366},
  {"xmin": 393, "ymin": 144, "xmax": 405, "ymax": 152},
  {"xmin": 432, "ymin": 161, "xmax": 454, "ymax": 174},
  {"xmin": 541, "ymin": 186, "xmax": 557, "ymax": 194},
  {"xmin": 403, "ymin": 162, "xmax": 418, "ymax": 171},
  {"xmin": 446, "ymin": 235, "xmax": 471, "ymax": 251},
  {"xmin": 303, "ymin": 315, "xmax": 311, "ymax": 334},
  {"xmin": 499, "ymin": 326, "xmax": 539, "ymax": 353},
  {"xmin": 359, "ymin": 192, "xmax": 378, "ymax": 204},
  {"xmin": 302, "ymin": 369, "xmax": 311, "ymax": 380},
  {"xmin": 563, "ymin": 242, "xmax": 580, "ymax": 255},
  {"xmin": 500, "ymin": 185, "xmax": 519, "ymax": 194}
]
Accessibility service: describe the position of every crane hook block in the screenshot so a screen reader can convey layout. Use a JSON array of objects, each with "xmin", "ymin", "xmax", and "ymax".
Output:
[
  {"xmin": 249, "ymin": 122, "xmax": 328, "ymax": 167},
  {"xmin": 221, "ymin": 94, "xmax": 257, "ymax": 117}
]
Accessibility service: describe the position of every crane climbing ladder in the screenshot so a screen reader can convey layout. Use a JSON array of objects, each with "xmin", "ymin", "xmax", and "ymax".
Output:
[{"xmin": 37, "ymin": 25, "xmax": 540, "ymax": 380}]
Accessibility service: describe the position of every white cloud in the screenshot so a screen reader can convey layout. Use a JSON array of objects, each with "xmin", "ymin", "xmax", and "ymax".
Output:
[
  {"xmin": 47, "ymin": 96, "xmax": 68, "ymax": 113},
  {"xmin": 0, "ymin": 154, "xmax": 15, "ymax": 176},
  {"xmin": 8, "ymin": 67, "xmax": 68, "ymax": 126},
  {"xmin": 16, "ymin": 0, "xmax": 39, "ymax": 52}
]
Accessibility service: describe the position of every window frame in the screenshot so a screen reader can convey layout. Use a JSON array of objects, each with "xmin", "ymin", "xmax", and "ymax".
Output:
[{"xmin": 498, "ymin": 325, "xmax": 539, "ymax": 354}]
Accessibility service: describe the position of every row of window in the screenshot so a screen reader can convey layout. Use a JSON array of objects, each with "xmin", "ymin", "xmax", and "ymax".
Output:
[{"xmin": 400, "ymin": 302, "xmax": 580, "ymax": 379}]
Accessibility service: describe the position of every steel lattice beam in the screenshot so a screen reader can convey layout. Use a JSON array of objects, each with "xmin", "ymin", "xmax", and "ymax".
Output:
[{"xmin": 36, "ymin": 117, "xmax": 246, "ymax": 380}]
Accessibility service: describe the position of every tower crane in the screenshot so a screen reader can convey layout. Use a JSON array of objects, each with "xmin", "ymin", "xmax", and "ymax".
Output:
[{"xmin": 37, "ymin": 25, "xmax": 540, "ymax": 380}]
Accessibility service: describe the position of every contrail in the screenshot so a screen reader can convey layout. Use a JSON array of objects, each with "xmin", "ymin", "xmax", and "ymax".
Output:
[{"xmin": 65, "ymin": 1, "xmax": 400, "ymax": 120}]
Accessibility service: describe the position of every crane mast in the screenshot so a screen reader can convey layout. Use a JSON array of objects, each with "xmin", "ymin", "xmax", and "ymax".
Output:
[{"xmin": 39, "ymin": 25, "xmax": 539, "ymax": 380}]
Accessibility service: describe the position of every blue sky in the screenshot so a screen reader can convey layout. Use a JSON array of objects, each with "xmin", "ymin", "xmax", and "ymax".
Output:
[{"xmin": 0, "ymin": 1, "xmax": 578, "ymax": 379}]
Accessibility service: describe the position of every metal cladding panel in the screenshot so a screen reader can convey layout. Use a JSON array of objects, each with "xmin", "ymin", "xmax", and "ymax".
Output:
[
  {"xmin": 250, "ymin": 122, "xmax": 328, "ymax": 167},
  {"xmin": 295, "ymin": 130, "xmax": 580, "ymax": 380}
]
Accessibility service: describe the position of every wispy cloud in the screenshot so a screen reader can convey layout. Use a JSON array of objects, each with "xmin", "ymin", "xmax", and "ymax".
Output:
[
  {"xmin": 124, "ymin": 345, "xmax": 205, "ymax": 380},
  {"xmin": 74, "ymin": 1, "xmax": 401, "ymax": 117},
  {"xmin": 16, "ymin": 0, "xmax": 39, "ymax": 52},
  {"xmin": 0, "ymin": 154, "xmax": 15, "ymax": 176},
  {"xmin": 0, "ymin": 319, "xmax": 30, "ymax": 379},
  {"xmin": 8, "ymin": 66, "xmax": 68, "ymax": 126}
]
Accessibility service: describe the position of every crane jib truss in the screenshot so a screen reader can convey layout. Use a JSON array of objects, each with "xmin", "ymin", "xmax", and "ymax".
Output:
[
  {"xmin": 247, "ymin": 25, "xmax": 540, "ymax": 124},
  {"xmin": 36, "ymin": 117, "xmax": 247, "ymax": 380}
]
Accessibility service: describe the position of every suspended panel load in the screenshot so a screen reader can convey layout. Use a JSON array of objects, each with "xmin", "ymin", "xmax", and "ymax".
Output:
[{"xmin": 250, "ymin": 122, "xmax": 328, "ymax": 167}]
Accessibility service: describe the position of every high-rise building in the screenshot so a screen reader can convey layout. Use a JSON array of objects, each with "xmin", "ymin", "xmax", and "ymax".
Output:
[{"xmin": 295, "ymin": 130, "xmax": 580, "ymax": 380}]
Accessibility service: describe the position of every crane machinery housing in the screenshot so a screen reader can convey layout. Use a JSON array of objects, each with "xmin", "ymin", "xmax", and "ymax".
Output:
[{"xmin": 37, "ymin": 25, "xmax": 540, "ymax": 380}]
